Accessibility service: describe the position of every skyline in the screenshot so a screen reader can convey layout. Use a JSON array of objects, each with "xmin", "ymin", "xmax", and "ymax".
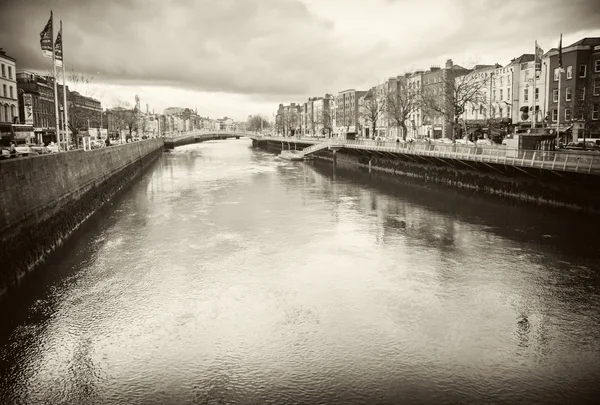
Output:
[{"xmin": 1, "ymin": 0, "xmax": 600, "ymax": 121}]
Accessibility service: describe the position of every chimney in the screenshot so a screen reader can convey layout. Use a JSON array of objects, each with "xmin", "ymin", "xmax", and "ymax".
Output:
[
  {"xmin": 445, "ymin": 59, "xmax": 453, "ymax": 69},
  {"xmin": 430, "ymin": 66, "xmax": 440, "ymax": 71}
]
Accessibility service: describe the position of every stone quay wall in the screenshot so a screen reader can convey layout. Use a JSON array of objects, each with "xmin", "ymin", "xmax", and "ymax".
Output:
[
  {"xmin": 258, "ymin": 140, "xmax": 600, "ymax": 214},
  {"xmin": 0, "ymin": 139, "xmax": 164, "ymax": 296}
]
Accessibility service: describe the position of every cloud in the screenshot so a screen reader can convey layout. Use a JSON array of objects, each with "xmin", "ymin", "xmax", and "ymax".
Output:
[
  {"xmin": 1, "ymin": 0, "xmax": 599, "ymax": 112},
  {"xmin": 0, "ymin": 0, "xmax": 383, "ymax": 98}
]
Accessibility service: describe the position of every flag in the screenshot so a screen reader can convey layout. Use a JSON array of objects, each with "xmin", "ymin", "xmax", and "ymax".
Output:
[
  {"xmin": 558, "ymin": 33, "xmax": 563, "ymax": 69},
  {"xmin": 534, "ymin": 40, "xmax": 543, "ymax": 72},
  {"xmin": 40, "ymin": 11, "xmax": 53, "ymax": 58},
  {"xmin": 54, "ymin": 23, "xmax": 63, "ymax": 67}
]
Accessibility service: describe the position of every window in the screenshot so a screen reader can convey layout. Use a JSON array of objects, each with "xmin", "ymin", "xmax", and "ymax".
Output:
[
  {"xmin": 1, "ymin": 64, "xmax": 4, "ymax": 78},
  {"xmin": 566, "ymin": 66, "xmax": 572, "ymax": 79},
  {"xmin": 554, "ymin": 68, "xmax": 560, "ymax": 81},
  {"xmin": 553, "ymin": 89, "xmax": 558, "ymax": 102},
  {"xmin": 9, "ymin": 86, "xmax": 13, "ymax": 99},
  {"xmin": 593, "ymin": 104, "xmax": 599, "ymax": 120},
  {"xmin": 500, "ymin": 89, "xmax": 503, "ymax": 100},
  {"xmin": 507, "ymin": 88, "xmax": 511, "ymax": 101},
  {"xmin": 500, "ymin": 77, "xmax": 503, "ymax": 86},
  {"xmin": 524, "ymin": 88, "xmax": 529, "ymax": 102},
  {"xmin": 579, "ymin": 86, "xmax": 586, "ymax": 100},
  {"xmin": 579, "ymin": 65, "xmax": 586, "ymax": 78},
  {"xmin": 507, "ymin": 106, "xmax": 511, "ymax": 117},
  {"xmin": 565, "ymin": 108, "xmax": 572, "ymax": 121},
  {"xmin": 552, "ymin": 109, "xmax": 558, "ymax": 121},
  {"xmin": 8, "ymin": 66, "xmax": 11, "ymax": 79},
  {"xmin": 2, "ymin": 84, "xmax": 5, "ymax": 97},
  {"xmin": 594, "ymin": 79, "xmax": 600, "ymax": 96},
  {"xmin": 535, "ymin": 87, "xmax": 539, "ymax": 101},
  {"xmin": 596, "ymin": 60, "xmax": 600, "ymax": 72},
  {"xmin": 493, "ymin": 90, "xmax": 496, "ymax": 100},
  {"xmin": 499, "ymin": 107, "xmax": 503, "ymax": 117},
  {"xmin": 566, "ymin": 87, "xmax": 572, "ymax": 101}
]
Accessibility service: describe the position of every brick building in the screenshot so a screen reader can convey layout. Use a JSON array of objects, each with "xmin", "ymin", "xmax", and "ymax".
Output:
[
  {"xmin": 16, "ymin": 71, "xmax": 56, "ymax": 136},
  {"xmin": 545, "ymin": 37, "xmax": 600, "ymax": 141}
]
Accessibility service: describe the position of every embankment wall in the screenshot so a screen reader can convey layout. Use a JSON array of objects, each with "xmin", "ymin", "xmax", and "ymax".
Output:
[
  {"xmin": 257, "ymin": 140, "xmax": 600, "ymax": 213},
  {"xmin": 0, "ymin": 139, "xmax": 164, "ymax": 295}
]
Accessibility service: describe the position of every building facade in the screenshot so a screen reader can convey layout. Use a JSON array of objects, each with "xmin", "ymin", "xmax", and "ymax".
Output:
[
  {"xmin": 0, "ymin": 48, "xmax": 19, "ymax": 124},
  {"xmin": 334, "ymin": 89, "xmax": 366, "ymax": 137},
  {"xmin": 16, "ymin": 71, "xmax": 56, "ymax": 135},
  {"xmin": 421, "ymin": 59, "xmax": 471, "ymax": 139},
  {"xmin": 545, "ymin": 37, "xmax": 600, "ymax": 140},
  {"xmin": 406, "ymin": 71, "xmax": 424, "ymax": 139}
]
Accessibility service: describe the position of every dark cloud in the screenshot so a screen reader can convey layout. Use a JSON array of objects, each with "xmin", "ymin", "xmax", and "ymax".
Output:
[
  {"xmin": 1, "ymin": 0, "xmax": 598, "ymax": 99},
  {"xmin": 0, "ymin": 0, "xmax": 369, "ymax": 97},
  {"xmin": 403, "ymin": 0, "xmax": 600, "ymax": 65}
]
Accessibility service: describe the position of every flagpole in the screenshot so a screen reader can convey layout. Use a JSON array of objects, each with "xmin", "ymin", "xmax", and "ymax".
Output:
[
  {"xmin": 60, "ymin": 20, "xmax": 69, "ymax": 150},
  {"xmin": 50, "ymin": 11, "xmax": 61, "ymax": 149},
  {"xmin": 556, "ymin": 34, "xmax": 563, "ymax": 145},
  {"xmin": 532, "ymin": 41, "xmax": 537, "ymax": 129}
]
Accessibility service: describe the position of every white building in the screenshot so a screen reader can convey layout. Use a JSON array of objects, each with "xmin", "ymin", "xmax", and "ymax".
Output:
[
  {"xmin": 0, "ymin": 48, "xmax": 19, "ymax": 124},
  {"xmin": 406, "ymin": 71, "xmax": 425, "ymax": 139}
]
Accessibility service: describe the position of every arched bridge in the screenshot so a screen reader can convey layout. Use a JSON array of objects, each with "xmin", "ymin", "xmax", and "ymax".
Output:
[{"xmin": 163, "ymin": 130, "xmax": 252, "ymax": 149}]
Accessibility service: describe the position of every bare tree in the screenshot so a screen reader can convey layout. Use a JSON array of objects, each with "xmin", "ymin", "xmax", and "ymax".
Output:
[
  {"xmin": 109, "ymin": 100, "xmax": 137, "ymax": 142},
  {"xmin": 421, "ymin": 67, "xmax": 487, "ymax": 141},
  {"xmin": 286, "ymin": 109, "xmax": 300, "ymax": 136},
  {"xmin": 320, "ymin": 108, "xmax": 334, "ymax": 137},
  {"xmin": 247, "ymin": 114, "xmax": 270, "ymax": 132},
  {"xmin": 307, "ymin": 107, "xmax": 319, "ymax": 137},
  {"xmin": 385, "ymin": 77, "xmax": 421, "ymax": 141},
  {"xmin": 275, "ymin": 114, "xmax": 285, "ymax": 135},
  {"xmin": 46, "ymin": 67, "xmax": 105, "ymax": 145},
  {"xmin": 360, "ymin": 86, "xmax": 386, "ymax": 139}
]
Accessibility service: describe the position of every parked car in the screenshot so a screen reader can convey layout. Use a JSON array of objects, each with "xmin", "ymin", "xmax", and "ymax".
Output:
[
  {"xmin": 456, "ymin": 138, "xmax": 475, "ymax": 145},
  {"xmin": 15, "ymin": 145, "xmax": 38, "ymax": 157},
  {"xmin": 565, "ymin": 141, "xmax": 599, "ymax": 151},
  {"xmin": 30, "ymin": 145, "xmax": 51, "ymax": 154},
  {"xmin": 46, "ymin": 144, "xmax": 60, "ymax": 153},
  {"xmin": 0, "ymin": 148, "xmax": 10, "ymax": 159},
  {"xmin": 475, "ymin": 139, "xmax": 494, "ymax": 146}
]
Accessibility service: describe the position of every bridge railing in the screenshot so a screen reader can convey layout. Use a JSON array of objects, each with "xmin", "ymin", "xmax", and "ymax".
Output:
[
  {"xmin": 164, "ymin": 130, "xmax": 252, "ymax": 141},
  {"xmin": 252, "ymin": 135, "xmax": 600, "ymax": 174},
  {"xmin": 343, "ymin": 139, "xmax": 600, "ymax": 174}
]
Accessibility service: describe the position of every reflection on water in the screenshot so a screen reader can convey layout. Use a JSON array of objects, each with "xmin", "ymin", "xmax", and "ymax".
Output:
[{"xmin": 1, "ymin": 140, "xmax": 600, "ymax": 405}]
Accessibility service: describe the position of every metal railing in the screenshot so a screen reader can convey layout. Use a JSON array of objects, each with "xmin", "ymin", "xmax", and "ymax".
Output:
[
  {"xmin": 164, "ymin": 130, "xmax": 252, "ymax": 141},
  {"xmin": 251, "ymin": 135, "xmax": 600, "ymax": 175}
]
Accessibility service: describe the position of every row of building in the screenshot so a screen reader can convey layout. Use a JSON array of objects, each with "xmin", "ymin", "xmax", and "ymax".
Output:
[
  {"xmin": 274, "ymin": 37, "xmax": 600, "ymax": 142},
  {"xmin": 0, "ymin": 47, "xmax": 244, "ymax": 145}
]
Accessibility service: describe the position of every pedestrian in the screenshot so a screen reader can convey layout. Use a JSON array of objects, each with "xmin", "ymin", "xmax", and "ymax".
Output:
[
  {"xmin": 9, "ymin": 141, "xmax": 16, "ymax": 157},
  {"xmin": 105, "ymin": 137, "xmax": 111, "ymax": 147}
]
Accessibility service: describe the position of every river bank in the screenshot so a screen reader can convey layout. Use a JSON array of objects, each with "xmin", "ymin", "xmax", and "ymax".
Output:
[
  {"xmin": 256, "ymin": 141, "xmax": 600, "ymax": 214},
  {"xmin": 0, "ymin": 139, "xmax": 164, "ymax": 297}
]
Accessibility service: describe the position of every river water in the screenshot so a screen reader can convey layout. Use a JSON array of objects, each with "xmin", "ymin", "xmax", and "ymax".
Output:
[{"xmin": 1, "ymin": 139, "xmax": 600, "ymax": 405}]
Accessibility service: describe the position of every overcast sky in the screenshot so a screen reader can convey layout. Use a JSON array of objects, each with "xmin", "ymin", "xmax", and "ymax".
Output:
[{"xmin": 1, "ymin": 0, "xmax": 599, "ymax": 121}]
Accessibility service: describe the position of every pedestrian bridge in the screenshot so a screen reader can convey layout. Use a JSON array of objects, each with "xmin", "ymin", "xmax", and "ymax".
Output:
[
  {"xmin": 250, "ymin": 135, "xmax": 600, "ymax": 176},
  {"xmin": 163, "ymin": 130, "xmax": 252, "ymax": 149}
]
